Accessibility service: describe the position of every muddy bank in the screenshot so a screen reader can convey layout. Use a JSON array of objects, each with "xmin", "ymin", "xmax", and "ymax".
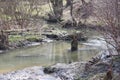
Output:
[
  {"xmin": 42, "ymin": 28, "xmax": 88, "ymax": 41},
  {"xmin": 0, "ymin": 62, "xmax": 86, "ymax": 80},
  {"xmin": 43, "ymin": 53, "xmax": 120, "ymax": 80},
  {"xmin": 0, "ymin": 38, "xmax": 53, "ymax": 54},
  {"xmin": 0, "ymin": 54, "xmax": 120, "ymax": 80},
  {"xmin": 0, "ymin": 28, "xmax": 88, "ymax": 53},
  {"xmin": 9, "ymin": 39, "xmax": 42, "ymax": 49}
]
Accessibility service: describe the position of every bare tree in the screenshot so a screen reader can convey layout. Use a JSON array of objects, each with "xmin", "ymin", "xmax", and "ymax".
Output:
[
  {"xmin": 50, "ymin": 0, "xmax": 63, "ymax": 20},
  {"xmin": 72, "ymin": 0, "xmax": 93, "ymax": 26},
  {"xmin": 0, "ymin": 0, "xmax": 48, "ymax": 30},
  {"xmin": 94, "ymin": 0, "xmax": 120, "ymax": 55}
]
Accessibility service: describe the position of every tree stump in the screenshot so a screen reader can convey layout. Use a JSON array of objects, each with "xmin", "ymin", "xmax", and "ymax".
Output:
[{"xmin": 71, "ymin": 35, "xmax": 78, "ymax": 51}]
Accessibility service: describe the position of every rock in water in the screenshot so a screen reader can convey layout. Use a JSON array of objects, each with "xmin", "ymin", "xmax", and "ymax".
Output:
[{"xmin": 44, "ymin": 67, "xmax": 55, "ymax": 74}]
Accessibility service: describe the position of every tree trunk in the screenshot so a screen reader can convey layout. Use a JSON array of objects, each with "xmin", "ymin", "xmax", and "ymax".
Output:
[
  {"xmin": 0, "ymin": 30, "xmax": 9, "ymax": 50},
  {"xmin": 115, "ymin": 0, "xmax": 120, "ymax": 27},
  {"xmin": 66, "ymin": 0, "xmax": 71, "ymax": 7},
  {"xmin": 81, "ymin": 0, "xmax": 86, "ymax": 5},
  {"xmin": 50, "ymin": 0, "xmax": 63, "ymax": 20},
  {"xmin": 69, "ymin": 0, "xmax": 77, "ymax": 27}
]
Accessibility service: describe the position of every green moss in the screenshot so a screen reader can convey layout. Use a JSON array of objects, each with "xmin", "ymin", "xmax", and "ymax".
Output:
[
  {"xmin": 26, "ymin": 37, "xmax": 36, "ymax": 42},
  {"xmin": 9, "ymin": 35, "xmax": 24, "ymax": 42},
  {"xmin": 9, "ymin": 34, "xmax": 40, "ymax": 42}
]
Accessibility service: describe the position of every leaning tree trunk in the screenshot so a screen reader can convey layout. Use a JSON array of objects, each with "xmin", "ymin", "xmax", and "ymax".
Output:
[{"xmin": 50, "ymin": 0, "xmax": 63, "ymax": 20}]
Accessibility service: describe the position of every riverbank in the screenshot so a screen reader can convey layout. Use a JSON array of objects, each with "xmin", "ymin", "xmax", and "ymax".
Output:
[
  {"xmin": 0, "ymin": 28, "xmax": 88, "ymax": 54},
  {"xmin": 0, "ymin": 38, "xmax": 120, "ymax": 79},
  {"xmin": 0, "ymin": 55, "xmax": 120, "ymax": 80},
  {"xmin": 0, "ymin": 37, "xmax": 64, "ymax": 54},
  {"xmin": 0, "ymin": 36, "xmax": 104, "ymax": 75},
  {"xmin": 0, "ymin": 30, "xmax": 119, "ymax": 80}
]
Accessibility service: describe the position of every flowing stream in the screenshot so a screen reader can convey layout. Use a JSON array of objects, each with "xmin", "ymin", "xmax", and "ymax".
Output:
[{"xmin": 0, "ymin": 40, "xmax": 100, "ymax": 74}]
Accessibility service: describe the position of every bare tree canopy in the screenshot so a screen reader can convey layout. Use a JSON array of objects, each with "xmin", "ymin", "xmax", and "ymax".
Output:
[{"xmin": 93, "ymin": 0, "xmax": 120, "ymax": 54}]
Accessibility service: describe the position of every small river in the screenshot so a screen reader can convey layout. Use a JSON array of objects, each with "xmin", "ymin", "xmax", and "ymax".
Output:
[{"xmin": 0, "ymin": 40, "xmax": 101, "ymax": 74}]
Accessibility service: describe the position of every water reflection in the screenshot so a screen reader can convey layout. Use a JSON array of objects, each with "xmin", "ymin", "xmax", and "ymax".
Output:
[
  {"xmin": 50, "ymin": 41, "xmax": 99, "ymax": 63},
  {"xmin": 0, "ymin": 41, "xmax": 99, "ymax": 73}
]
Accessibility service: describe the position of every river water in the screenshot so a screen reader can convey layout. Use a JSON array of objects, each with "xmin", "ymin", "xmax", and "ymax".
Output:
[{"xmin": 0, "ymin": 40, "xmax": 101, "ymax": 74}]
